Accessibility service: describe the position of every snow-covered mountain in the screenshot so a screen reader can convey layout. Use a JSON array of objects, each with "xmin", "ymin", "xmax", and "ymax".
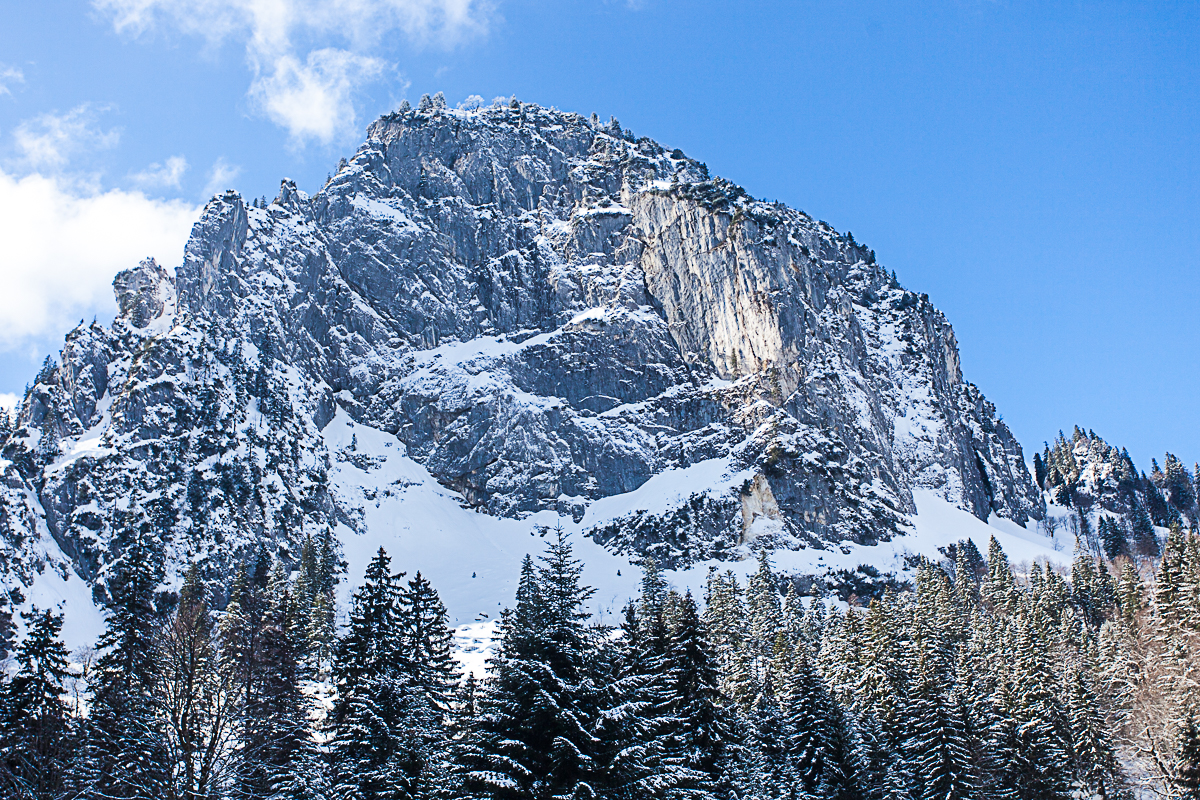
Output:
[{"xmin": 0, "ymin": 94, "xmax": 1051, "ymax": 653}]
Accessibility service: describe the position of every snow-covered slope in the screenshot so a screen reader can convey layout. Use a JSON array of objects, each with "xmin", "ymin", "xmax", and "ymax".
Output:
[{"xmin": 0, "ymin": 96, "xmax": 1050, "ymax": 654}]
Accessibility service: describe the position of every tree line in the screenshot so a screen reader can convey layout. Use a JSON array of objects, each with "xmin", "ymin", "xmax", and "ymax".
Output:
[{"xmin": 3, "ymin": 524, "xmax": 1200, "ymax": 799}]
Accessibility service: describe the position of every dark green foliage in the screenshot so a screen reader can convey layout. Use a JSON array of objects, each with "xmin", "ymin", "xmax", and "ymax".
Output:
[
  {"xmin": 458, "ymin": 531, "xmax": 602, "ymax": 800},
  {"xmin": 0, "ymin": 608, "xmax": 73, "ymax": 799},
  {"xmin": 1131, "ymin": 505, "xmax": 1160, "ymax": 556},
  {"xmin": 1175, "ymin": 711, "xmax": 1200, "ymax": 800},
  {"xmin": 659, "ymin": 592, "xmax": 738, "ymax": 798},
  {"xmin": 331, "ymin": 547, "xmax": 448, "ymax": 800},
  {"xmin": 8, "ymin": 513, "xmax": 1180, "ymax": 800},
  {"xmin": 70, "ymin": 524, "xmax": 171, "ymax": 800},
  {"xmin": 1099, "ymin": 516, "xmax": 1128, "ymax": 559},
  {"xmin": 233, "ymin": 569, "xmax": 325, "ymax": 799}
]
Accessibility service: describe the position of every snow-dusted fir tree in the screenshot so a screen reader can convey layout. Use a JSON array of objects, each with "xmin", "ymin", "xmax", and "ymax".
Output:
[
  {"xmin": 232, "ymin": 564, "xmax": 328, "ymax": 800},
  {"xmin": 659, "ymin": 591, "xmax": 741, "ymax": 799},
  {"xmin": 68, "ymin": 522, "xmax": 171, "ymax": 800},
  {"xmin": 458, "ymin": 531, "xmax": 600, "ymax": 800},
  {"xmin": 0, "ymin": 608, "xmax": 73, "ymax": 799},
  {"xmin": 331, "ymin": 547, "xmax": 442, "ymax": 800}
]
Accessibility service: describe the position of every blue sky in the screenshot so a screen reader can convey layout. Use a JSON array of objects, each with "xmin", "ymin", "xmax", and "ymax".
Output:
[{"xmin": 0, "ymin": 0, "xmax": 1197, "ymax": 473}]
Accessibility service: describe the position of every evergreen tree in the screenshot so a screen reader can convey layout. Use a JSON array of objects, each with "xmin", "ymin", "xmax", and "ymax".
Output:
[
  {"xmin": 1131, "ymin": 504, "xmax": 1160, "ymax": 557},
  {"xmin": 747, "ymin": 679, "xmax": 793, "ymax": 798},
  {"xmin": 70, "ymin": 524, "xmax": 171, "ymax": 800},
  {"xmin": 784, "ymin": 646, "xmax": 858, "ymax": 799},
  {"xmin": 459, "ymin": 531, "xmax": 600, "ymax": 800},
  {"xmin": 1065, "ymin": 664, "xmax": 1121, "ymax": 799},
  {"xmin": 1005, "ymin": 621, "xmax": 1071, "ymax": 800},
  {"xmin": 702, "ymin": 569, "xmax": 750, "ymax": 707},
  {"xmin": 746, "ymin": 551, "xmax": 783, "ymax": 691},
  {"xmin": 398, "ymin": 571, "xmax": 458, "ymax": 705},
  {"xmin": 660, "ymin": 591, "xmax": 738, "ymax": 799},
  {"xmin": 1099, "ymin": 517, "xmax": 1128, "ymax": 560},
  {"xmin": 905, "ymin": 687, "xmax": 975, "ymax": 800},
  {"xmin": 233, "ymin": 565, "xmax": 328, "ymax": 800},
  {"xmin": 1174, "ymin": 710, "xmax": 1200, "ymax": 800},
  {"xmin": 331, "ymin": 548, "xmax": 436, "ymax": 800},
  {"xmin": 593, "ymin": 568, "xmax": 674, "ymax": 800},
  {"xmin": 0, "ymin": 607, "xmax": 73, "ymax": 799}
]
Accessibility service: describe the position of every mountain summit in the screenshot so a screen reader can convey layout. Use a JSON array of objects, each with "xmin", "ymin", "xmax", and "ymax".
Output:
[{"xmin": 0, "ymin": 96, "xmax": 1043, "ymax": 648}]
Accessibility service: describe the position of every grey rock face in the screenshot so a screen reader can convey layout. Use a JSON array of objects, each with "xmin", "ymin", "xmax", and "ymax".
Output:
[{"xmin": 0, "ymin": 99, "xmax": 1044, "ymax": 631}]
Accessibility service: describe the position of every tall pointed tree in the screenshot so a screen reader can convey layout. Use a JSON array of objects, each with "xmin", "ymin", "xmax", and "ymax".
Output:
[
  {"xmin": 70, "ymin": 522, "xmax": 171, "ymax": 800},
  {"xmin": 459, "ymin": 530, "xmax": 601, "ymax": 800},
  {"xmin": 0, "ymin": 607, "xmax": 73, "ymax": 800}
]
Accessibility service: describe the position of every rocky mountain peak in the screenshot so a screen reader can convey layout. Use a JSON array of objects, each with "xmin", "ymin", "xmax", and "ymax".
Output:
[{"xmin": 0, "ymin": 99, "xmax": 1045, "ymax": 652}]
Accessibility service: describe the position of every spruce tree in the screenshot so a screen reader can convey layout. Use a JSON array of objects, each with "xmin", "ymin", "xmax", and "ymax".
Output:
[
  {"xmin": 593, "ymin": 572, "xmax": 673, "ymax": 799},
  {"xmin": 233, "ymin": 564, "xmax": 328, "ymax": 800},
  {"xmin": 660, "ymin": 591, "xmax": 738, "ymax": 799},
  {"xmin": 1099, "ymin": 517, "xmax": 1128, "ymax": 560},
  {"xmin": 1005, "ymin": 621, "xmax": 1071, "ymax": 800},
  {"xmin": 1065, "ymin": 664, "xmax": 1121, "ymax": 799},
  {"xmin": 746, "ymin": 551, "xmax": 783, "ymax": 691},
  {"xmin": 1174, "ymin": 710, "xmax": 1200, "ymax": 800},
  {"xmin": 459, "ymin": 531, "xmax": 600, "ymax": 800},
  {"xmin": 71, "ymin": 524, "xmax": 171, "ymax": 800},
  {"xmin": 1131, "ymin": 505, "xmax": 1159, "ymax": 556},
  {"xmin": 905, "ymin": 687, "xmax": 975, "ymax": 800},
  {"xmin": 0, "ymin": 607, "xmax": 73, "ymax": 800},
  {"xmin": 747, "ymin": 679, "xmax": 793, "ymax": 798},
  {"xmin": 784, "ymin": 646, "xmax": 858, "ymax": 799},
  {"xmin": 398, "ymin": 571, "xmax": 458, "ymax": 705},
  {"xmin": 330, "ymin": 548, "xmax": 429, "ymax": 800}
]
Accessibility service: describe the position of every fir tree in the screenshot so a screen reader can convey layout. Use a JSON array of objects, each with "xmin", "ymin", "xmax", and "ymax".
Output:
[
  {"xmin": 660, "ymin": 591, "xmax": 738, "ymax": 799},
  {"xmin": 70, "ymin": 523, "xmax": 171, "ymax": 800},
  {"xmin": 0, "ymin": 607, "xmax": 73, "ymax": 800},
  {"xmin": 785, "ymin": 646, "xmax": 857, "ymax": 799},
  {"xmin": 1005, "ymin": 621, "xmax": 1071, "ymax": 800},
  {"xmin": 747, "ymin": 679, "xmax": 793, "ymax": 798},
  {"xmin": 331, "ymin": 548, "xmax": 433, "ymax": 800},
  {"xmin": 233, "ymin": 565, "xmax": 328, "ymax": 800},
  {"xmin": 1099, "ymin": 517, "xmax": 1128, "ymax": 560},
  {"xmin": 1065, "ymin": 664, "xmax": 1121, "ymax": 799},
  {"xmin": 905, "ymin": 687, "xmax": 975, "ymax": 800},
  {"xmin": 1174, "ymin": 710, "xmax": 1200, "ymax": 800},
  {"xmin": 593, "ymin": 572, "xmax": 673, "ymax": 799},
  {"xmin": 398, "ymin": 571, "xmax": 458, "ymax": 705},
  {"xmin": 459, "ymin": 531, "xmax": 601, "ymax": 800},
  {"xmin": 1131, "ymin": 504, "xmax": 1160, "ymax": 557}
]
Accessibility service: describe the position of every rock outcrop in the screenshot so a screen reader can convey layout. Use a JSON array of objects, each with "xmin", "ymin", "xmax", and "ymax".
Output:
[{"xmin": 0, "ymin": 98, "xmax": 1044, "ymax": 648}]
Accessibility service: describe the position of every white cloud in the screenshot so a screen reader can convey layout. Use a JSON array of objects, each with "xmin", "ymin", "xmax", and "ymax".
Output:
[
  {"xmin": 94, "ymin": 0, "xmax": 493, "ymax": 144},
  {"xmin": 250, "ymin": 49, "xmax": 385, "ymax": 144},
  {"xmin": 12, "ymin": 104, "xmax": 121, "ymax": 171},
  {"xmin": 0, "ymin": 168, "xmax": 198, "ymax": 349},
  {"xmin": 0, "ymin": 393, "xmax": 18, "ymax": 412},
  {"xmin": 130, "ymin": 154, "xmax": 188, "ymax": 190},
  {"xmin": 0, "ymin": 64, "xmax": 24, "ymax": 97},
  {"xmin": 202, "ymin": 157, "xmax": 242, "ymax": 198}
]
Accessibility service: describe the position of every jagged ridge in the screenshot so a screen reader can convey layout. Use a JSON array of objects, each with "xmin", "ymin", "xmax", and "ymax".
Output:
[{"xmin": 0, "ymin": 95, "xmax": 1044, "ymax": 650}]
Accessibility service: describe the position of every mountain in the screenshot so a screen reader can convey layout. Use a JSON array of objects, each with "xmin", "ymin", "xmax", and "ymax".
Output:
[{"xmin": 0, "ymin": 93, "xmax": 1047, "ymax": 652}]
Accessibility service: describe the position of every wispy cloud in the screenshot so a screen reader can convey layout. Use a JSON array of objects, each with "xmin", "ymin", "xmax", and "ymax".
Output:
[
  {"xmin": 0, "ymin": 64, "xmax": 24, "ymax": 97},
  {"xmin": 130, "ymin": 154, "xmax": 188, "ymax": 190},
  {"xmin": 12, "ymin": 104, "xmax": 121, "ymax": 172},
  {"xmin": 249, "ymin": 49, "xmax": 385, "ymax": 144},
  {"xmin": 202, "ymin": 157, "xmax": 242, "ymax": 198},
  {"xmin": 94, "ymin": 0, "xmax": 493, "ymax": 144},
  {"xmin": 0, "ymin": 168, "xmax": 197, "ymax": 349}
]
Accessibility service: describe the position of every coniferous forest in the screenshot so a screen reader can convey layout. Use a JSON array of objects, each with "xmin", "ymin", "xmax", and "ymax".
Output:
[{"xmin": 4, "ymin": 522, "xmax": 1200, "ymax": 800}]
